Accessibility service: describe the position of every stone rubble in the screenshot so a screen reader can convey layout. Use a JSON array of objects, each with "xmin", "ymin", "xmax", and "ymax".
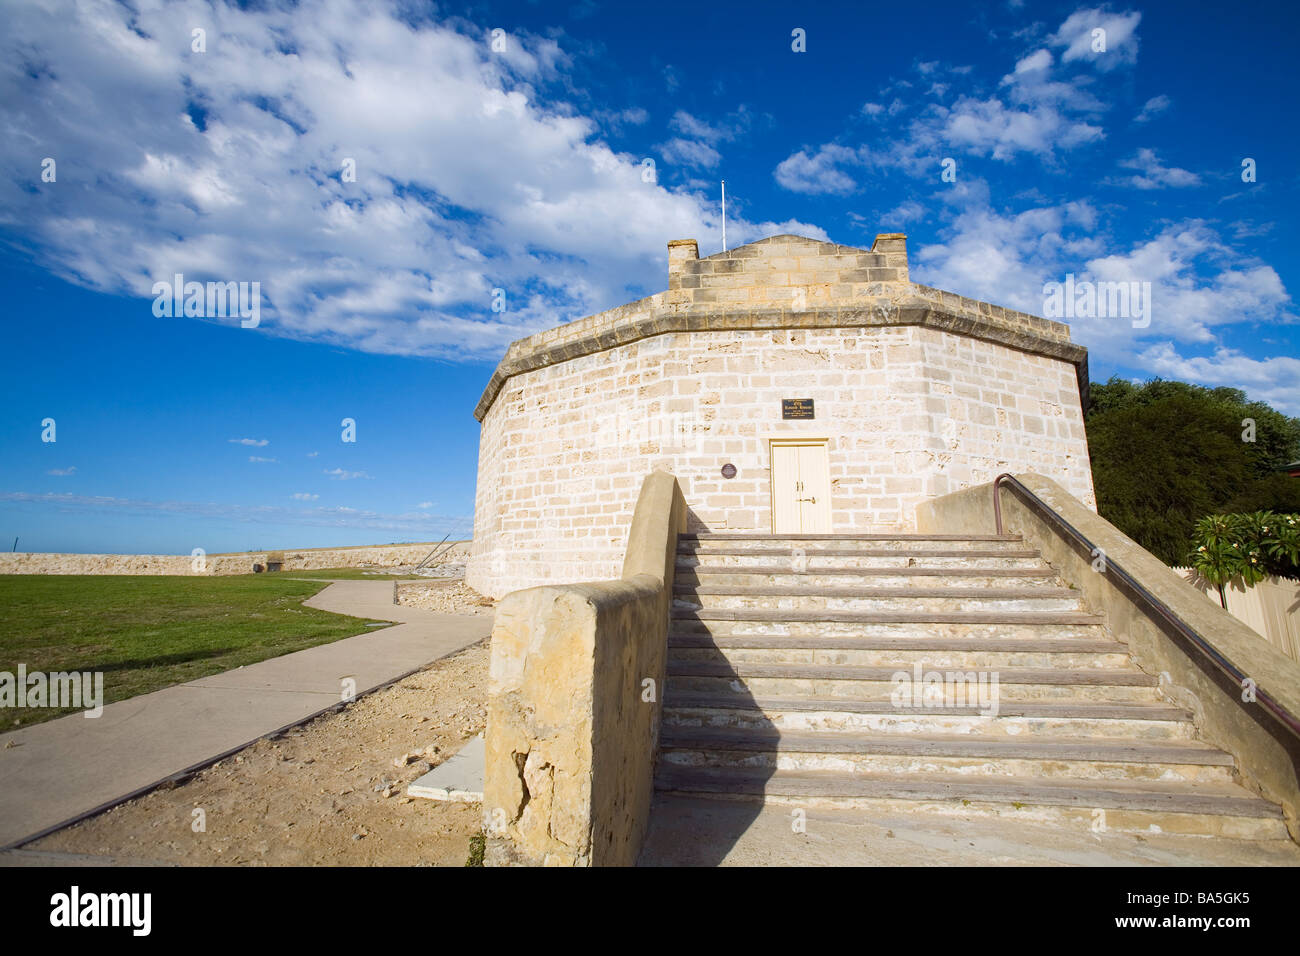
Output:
[{"xmin": 395, "ymin": 580, "xmax": 495, "ymax": 616}]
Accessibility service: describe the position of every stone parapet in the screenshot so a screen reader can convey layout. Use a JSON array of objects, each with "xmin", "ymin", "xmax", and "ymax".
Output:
[
  {"xmin": 475, "ymin": 296, "xmax": 1086, "ymax": 422},
  {"xmin": 484, "ymin": 471, "xmax": 685, "ymax": 866}
]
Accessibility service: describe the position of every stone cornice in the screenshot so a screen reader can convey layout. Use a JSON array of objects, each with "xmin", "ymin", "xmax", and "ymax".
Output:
[{"xmin": 474, "ymin": 298, "xmax": 1089, "ymax": 422}]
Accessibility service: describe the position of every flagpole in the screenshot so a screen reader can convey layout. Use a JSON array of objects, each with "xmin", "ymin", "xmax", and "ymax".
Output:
[{"xmin": 721, "ymin": 180, "xmax": 727, "ymax": 252}]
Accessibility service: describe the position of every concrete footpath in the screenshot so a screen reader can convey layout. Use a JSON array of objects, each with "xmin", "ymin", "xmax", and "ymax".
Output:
[{"xmin": 0, "ymin": 580, "xmax": 491, "ymax": 848}]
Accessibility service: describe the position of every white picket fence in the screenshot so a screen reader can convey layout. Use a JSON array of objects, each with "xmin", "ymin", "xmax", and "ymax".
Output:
[{"xmin": 1174, "ymin": 568, "xmax": 1300, "ymax": 663}]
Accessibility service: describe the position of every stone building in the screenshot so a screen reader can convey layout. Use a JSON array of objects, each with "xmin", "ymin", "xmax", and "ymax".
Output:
[{"xmin": 466, "ymin": 233, "xmax": 1094, "ymax": 599}]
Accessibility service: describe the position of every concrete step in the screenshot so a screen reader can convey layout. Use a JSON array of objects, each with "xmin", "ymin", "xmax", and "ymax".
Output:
[
  {"xmin": 681, "ymin": 533, "xmax": 1024, "ymax": 543},
  {"xmin": 658, "ymin": 726, "xmax": 1237, "ymax": 783},
  {"xmin": 652, "ymin": 766, "xmax": 1288, "ymax": 839},
  {"xmin": 662, "ymin": 693, "xmax": 1196, "ymax": 738},
  {"xmin": 675, "ymin": 567, "xmax": 1061, "ymax": 589},
  {"xmin": 670, "ymin": 619, "xmax": 1111, "ymax": 641},
  {"xmin": 679, "ymin": 534, "xmax": 1024, "ymax": 554},
  {"xmin": 666, "ymin": 662, "xmax": 1160, "ymax": 703},
  {"xmin": 678, "ymin": 553, "xmax": 1047, "ymax": 571},
  {"xmin": 672, "ymin": 607, "xmax": 1106, "ymax": 627},
  {"xmin": 678, "ymin": 544, "xmax": 1041, "ymax": 558},
  {"xmin": 673, "ymin": 585, "xmax": 1085, "ymax": 614},
  {"xmin": 668, "ymin": 638, "xmax": 1133, "ymax": 670},
  {"xmin": 681, "ymin": 548, "xmax": 1045, "ymax": 572}
]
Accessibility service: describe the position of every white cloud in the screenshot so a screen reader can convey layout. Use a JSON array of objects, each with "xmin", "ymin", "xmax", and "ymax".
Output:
[
  {"xmin": 229, "ymin": 438, "xmax": 270, "ymax": 447},
  {"xmin": 774, "ymin": 145, "xmax": 867, "ymax": 195},
  {"xmin": 324, "ymin": 467, "xmax": 372, "ymax": 480},
  {"xmin": 668, "ymin": 111, "xmax": 728, "ymax": 142},
  {"xmin": 1050, "ymin": 8, "xmax": 1142, "ymax": 69},
  {"xmin": 1136, "ymin": 344, "xmax": 1300, "ymax": 415},
  {"xmin": 656, "ymin": 109, "xmax": 750, "ymax": 171},
  {"xmin": 291, "ymin": 492, "xmax": 319, "ymax": 501},
  {"xmin": 914, "ymin": 208, "xmax": 1296, "ymax": 380},
  {"xmin": 46, "ymin": 467, "xmax": 76, "ymax": 477},
  {"xmin": 841, "ymin": 20, "xmax": 1113, "ymax": 170},
  {"xmin": 417, "ymin": 501, "xmax": 434, "ymax": 509},
  {"xmin": 658, "ymin": 138, "xmax": 722, "ymax": 169},
  {"xmin": 914, "ymin": 201, "xmax": 1103, "ymax": 313},
  {"xmin": 1013, "ymin": 49, "xmax": 1053, "ymax": 74},
  {"xmin": 938, "ymin": 96, "xmax": 1103, "ymax": 160},
  {"xmin": 1135, "ymin": 94, "xmax": 1171, "ymax": 123},
  {"xmin": 1229, "ymin": 220, "xmax": 1274, "ymax": 241},
  {"xmin": 0, "ymin": 0, "xmax": 792, "ymax": 361},
  {"xmin": 249, "ymin": 456, "xmax": 277, "ymax": 463},
  {"xmin": 1117, "ymin": 148, "xmax": 1200, "ymax": 189},
  {"xmin": 851, "ymin": 8, "xmax": 1137, "ymax": 166},
  {"xmin": 1083, "ymin": 223, "xmax": 1291, "ymax": 343},
  {"xmin": 881, "ymin": 201, "xmax": 926, "ymax": 227}
]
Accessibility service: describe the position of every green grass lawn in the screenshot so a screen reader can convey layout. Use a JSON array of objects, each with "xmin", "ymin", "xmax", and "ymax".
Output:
[{"xmin": 0, "ymin": 575, "xmax": 391, "ymax": 728}]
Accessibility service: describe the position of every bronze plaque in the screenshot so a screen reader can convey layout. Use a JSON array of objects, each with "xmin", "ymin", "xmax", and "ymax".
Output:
[{"xmin": 781, "ymin": 398, "xmax": 815, "ymax": 420}]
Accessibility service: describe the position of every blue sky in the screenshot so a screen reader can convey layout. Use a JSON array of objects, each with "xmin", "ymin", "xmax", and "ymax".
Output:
[{"xmin": 1, "ymin": 0, "xmax": 1297, "ymax": 554}]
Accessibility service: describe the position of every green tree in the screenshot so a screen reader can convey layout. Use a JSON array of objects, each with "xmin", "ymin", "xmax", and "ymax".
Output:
[
  {"xmin": 1190, "ymin": 511, "xmax": 1300, "ymax": 601},
  {"xmin": 1189, "ymin": 514, "xmax": 1249, "ymax": 604},
  {"xmin": 1086, "ymin": 378, "xmax": 1300, "ymax": 565}
]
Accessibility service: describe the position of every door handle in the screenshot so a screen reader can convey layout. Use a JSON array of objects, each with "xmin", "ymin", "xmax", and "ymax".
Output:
[{"xmin": 797, "ymin": 497, "xmax": 816, "ymax": 503}]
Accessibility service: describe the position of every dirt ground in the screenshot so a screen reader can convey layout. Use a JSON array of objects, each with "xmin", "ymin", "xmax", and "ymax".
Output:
[
  {"xmin": 396, "ymin": 579, "xmax": 495, "ymax": 615},
  {"xmin": 24, "ymin": 639, "xmax": 491, "ymax": 866}
]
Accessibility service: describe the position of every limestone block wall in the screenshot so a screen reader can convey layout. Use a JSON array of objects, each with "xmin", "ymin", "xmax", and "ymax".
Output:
[
  {"xmin": 467, "ymin": 231, "xmax": 1095, "ymax": 599},
  {"xmin": 467, "ymin": 322, "xmax": 1093, "ymax": 598},
  {"xmin": 0, "ymin": 541, "xmax": 469, "ymax": 576}
]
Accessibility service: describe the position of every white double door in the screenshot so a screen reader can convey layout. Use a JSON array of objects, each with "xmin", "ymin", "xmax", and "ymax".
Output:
[{"xmin": 770, "ymin": 440, "xmax": 831, "ymax": 534}]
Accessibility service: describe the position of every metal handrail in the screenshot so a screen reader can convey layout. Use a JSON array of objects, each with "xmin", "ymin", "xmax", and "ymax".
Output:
[{"xmin": 992, "ymin": 473, "xmax": 1300, "ymax": 741}]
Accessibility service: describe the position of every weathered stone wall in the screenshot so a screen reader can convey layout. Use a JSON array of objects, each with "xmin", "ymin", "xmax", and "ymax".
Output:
[
  {"xmin": 0, "ymin": 541, "xmax": 469, "ymax": 576},
  {"xmin": 917, "ymin": 475, "xmax": 1300, "ymax": 842},
  {"xmin": 467, "ymin": 232, "xmax": 1094, "ymax": 599},
  {"xmin": 467, "ymin": 319, "xmax": 1093, "ymax": 598},
  {"xmin": 484, "ymin": 471, "xmax": 685, "ymax": 866}
]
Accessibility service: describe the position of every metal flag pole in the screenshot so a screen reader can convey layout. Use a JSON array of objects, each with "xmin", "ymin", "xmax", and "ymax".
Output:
[{"xmin": 721, "ymin": 180, "xmax": 727, "ymax": 251}]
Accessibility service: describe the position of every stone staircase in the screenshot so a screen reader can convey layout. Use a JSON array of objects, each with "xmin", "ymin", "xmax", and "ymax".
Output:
[{"xmin": 656, "ymin": 532, "xmax": 1289, "ymax": 839}]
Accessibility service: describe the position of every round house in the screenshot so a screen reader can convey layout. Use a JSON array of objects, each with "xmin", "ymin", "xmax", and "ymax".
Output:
[{"xmin": 467, "ymin": 233, "xmax": 1094, "ymax": 599}]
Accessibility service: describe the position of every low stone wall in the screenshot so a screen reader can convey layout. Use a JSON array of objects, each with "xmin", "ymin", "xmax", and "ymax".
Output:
[
  {"xmin": 0, "ymin": 541, "xmax": 471, "ymax": 576},
  {"xmin": 484, "ymin": 470, "xmax": 686, "ymax": 866},
  {"xmin": 917, "ymin": 474, "xmax": 1300, "ymax": 840}
]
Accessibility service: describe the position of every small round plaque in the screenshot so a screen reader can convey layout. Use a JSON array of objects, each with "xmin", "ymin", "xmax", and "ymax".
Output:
[{"xmin": 721, "ymin": 463, "xmax": 737, "ymax": 479}]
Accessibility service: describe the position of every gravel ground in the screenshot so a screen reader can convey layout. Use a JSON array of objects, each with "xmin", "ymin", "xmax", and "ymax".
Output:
[
  {"xmin": 396, "ymin": 579, "xmax": 495, "ymax": 615},
  {"xmin": 20, "ymin": 640, "xmax": 491, "ymax": 867}
]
